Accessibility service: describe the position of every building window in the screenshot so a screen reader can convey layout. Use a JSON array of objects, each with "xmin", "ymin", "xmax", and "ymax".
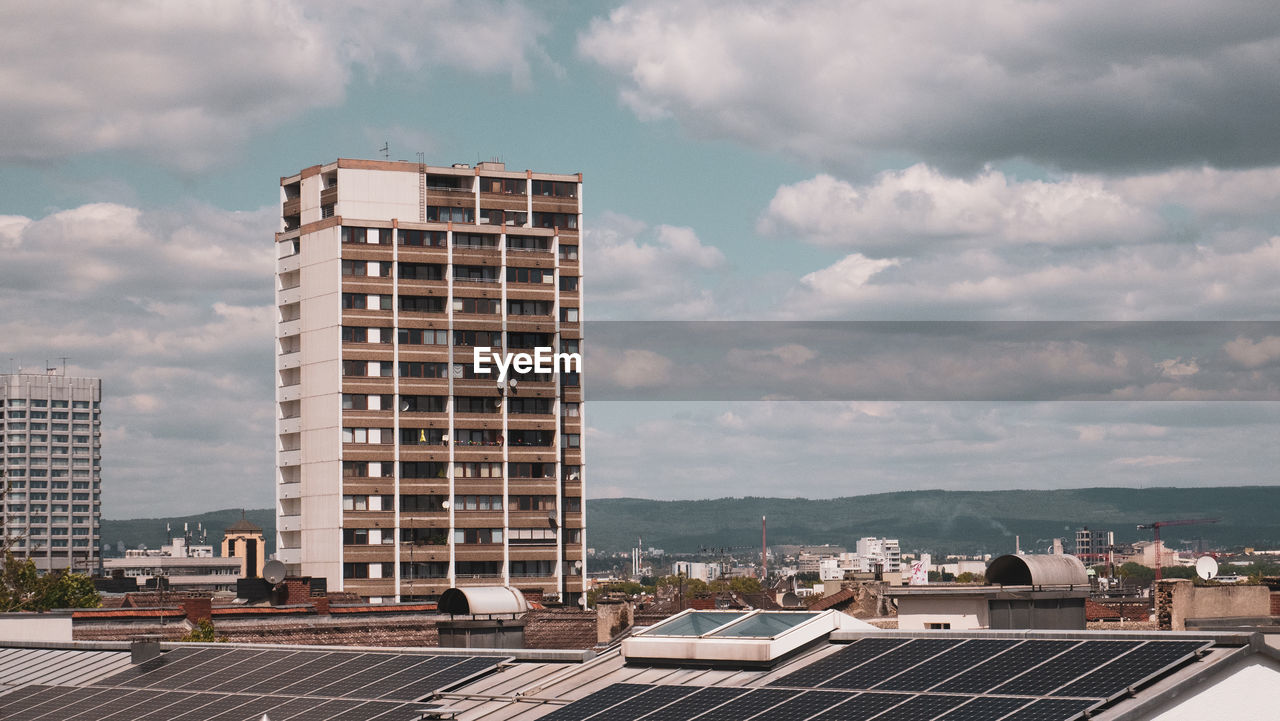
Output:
[
  {"xmin": 453, "ymin": 494, "xmax": 503, "ymax": 510},
  {"xmin": 509, "ymin": 462, "xmax": 556, "ymax": 479},
  {"xmin": 398, "ymin": 362, "xmax": 449, "ymax": 379},
  {"xmin": 399, "ymin": 229, "xmax": 447, "ymax": 247},
  {"xmin": 531, "ymin": 212, "xmax": 577, "ymax": 230},
  {"xmin": 399, "ymin": 295, "xmax": 447, "ymax": 313},
  {"xmin": 400, "ymin": 427, "xmax": 447, "ymax": 446},
  {"xmin": 453, "ymin": 462, "xmax": 503, "ymax": 479},
  {"xmin": 509, "ymin": 528, "xmax": 557, "ymax": 545},
  {"xmin": 453, "ymin": 528, "xmax": 502, "ymax": 544},
  {"xmin": 399, "ymin": 262, "xmax": 445, "ymax": 280},
  {"xmin": 401, "ymin": 528, "xmax": 448, "ymax": 545},
  {"xmin": 558, "ymin": 244, "xmax": 578, "ymax": 261},
  {"xmin": 507, "ymin": 300, "xmax": 552, "ymax": 316},
  {"xmin": 425, "ymin": 206, "xmax": 474, "ymax": 223},
  {"xmin": 342, "ymin": 227, "xmax": 391, "ymax": 245},
  {"xmin": 561, "ymin": 434, "xmax": 580, "ymax": 448},
  {"xmin": 453, "ymin": 297, "xmax": 500, "ymax": 314},
  {"xmin": 454, "ymin": 233, "xmax": 498, "ymax": 249},
  {"xmin": 401, "ymin": 461, "xmax": 448, "ymax": 479},
  {"xmin": 343, "ymin": 563, "xmax": 370, "ymax": 579},
  {"xmin": 508, "ymin": 397, "xmax": 552, "ymax": 415},
  {"xmin": 454, "ymin": 396, "xmax": 501, "ymax": 414},
  {"xmin": 559, "ymin": 276, "xmax": 578, "ymax": 291},
  {"xmin": 507, "ymin": 235, "xmax": 549, "ymax": 252},
  {"xmin": 506, "ymin": 267, "xmax": 553, "ymax": 284},
  {"xmin": 925, "ymin": 623, "xmax": 952, "ymax": 630},
  {"xmin": 399, "ymin": 328, "xmax": 449, "ymax": 345},
  {"xmin": 560, "ymin": 307, "xmax": 579, "ymax": 322},
  {"xmin": 399, "ymin": 495, "xmax": 447, "ymax": 512},
  {"xmin": 531, "ymin": 180, "xmax": 577, "ymax": 198},
  {"xmin": 399, "ymin": 395, "xmax": 445, "ymax": 413},
  {"xmin": 511, "ymin": 560, "xmax": 555, "ymax": 577}
]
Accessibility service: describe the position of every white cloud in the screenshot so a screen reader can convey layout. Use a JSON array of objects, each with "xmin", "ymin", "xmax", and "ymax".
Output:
[
  {"xmin": 580, "ymin": 0, "xmax": 1280, "ymax": 173},
  {"xmin": 0, "ymin": 201, "xmax": 278, "ymax": 516},
  {"xmin": 1113, "ymin": 455, "xmax": 1197, "ymax": 467},
  {"xmin": 0, "ymin": 0, "xmax": 551, "ymax": 169},
  {"xmin": 1223, "ymin": 336, "xmax": 1280, "ymax": 369},
  {"xmin": 759, "ymin": 167, "xmax": 1161, "ymax": 255},
  {"xmin": 585, "ymin": 212, "xmax": 727, "ymax": 319}
]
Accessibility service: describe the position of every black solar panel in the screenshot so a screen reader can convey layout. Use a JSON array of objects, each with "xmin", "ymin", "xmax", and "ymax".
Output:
[
  {"xmin": 821, "ymin": 640, "xmax": 960, "ymax": 690},
  {"xmin": 934, "ymin": 695, "xmax": 1031, "ymax": 720},
  {"xmin": 875, "ymin": 640, "xmax": 1019, "ymax": 692},
  {"xmin": 931, "ymin": 640, "xmax": 1077, "ymax": 694},
  {"xmin": 0, "ymin": 684, "xmax": 60, "ymax": 712},
  {"xmin": 99, "ymin": 647, "xmax": 202, "ymax": 686},
  {"xmin": 171, "ymin": 649, "xmax": 278, "ymax": 691},
  {"xmin": 141, "ymin": 649, "xmax": 238, "ymax": 689},
  {"xmin": 749, "ymin": 690, "xmax": 858, "ymax": 721},
  {"xmin": 346, "ymin": 656, "xmax": 449, "ymax": 698},
  {"xmin": 688, "ymin": 688, "xmax": 797, "ymax": 721},
  {"xmin": 20, "ymin": 686, "xmax": 112, "ymax": 719},
  {"xmin": 238, "ymin": 651, "xmax": 352, "ymax": 694},
  {"xmin": 213, "ymin": 651, "xmax": 321, "ymax": 693},
  {"xmin": 73, "ymin": 689, "xmax": 166, "ymax": 721},
  {"xmin": 249, "ymin": 696, "xmax": 328, "ymax": 720},
  {"xmin": 990, "ymin": 641, "xmax": 1141, "ymax": 696},
  {"xmin": 273, "ymin": 652, "xmax": 376, "ymax": 696},
  {"xmin": 1051, "ymin": 641, "xmax": 1209, "ymax": 699},
  {"xmin": 637, "ymin": 686, "xmax": 749, "ymax": 721},
  {"xmin": 283, "ymin": 698, "xmax": 365, "ymax": 720},
  {"xmin": 191, "ymin": 694, "xmax": 273, "ymax": 721},
  {"xmin": 872, "ymin": 694, "xmax": 970, "ymax": 721},
  {"xmin": 381, "ymin": 655, "xmax": 506, "ymax": 699},
  {"xmin": 309, "ymin": 654, "xmax": 421, "ymax": 697},
  {"xmin": 769, "ymin": 638, "xmax": 909, "ymax": 687},
  {"xmin": 127, "ymin": 690, "xmax": 219, "ymax": 720},
  {"xmin": 809, "ymin": 691, "xmax": 911, "ymax": 720},
  {"xmin": 537, "ymin": 683, "xmax": 656, "ymax": 721},
  {"xmin": 1000, "ymin": 698, "xmax": 1099, "ymax": 721},
  {"xmin": 588, "ymin": 684, "xmax": 698, "ymax": 721}
]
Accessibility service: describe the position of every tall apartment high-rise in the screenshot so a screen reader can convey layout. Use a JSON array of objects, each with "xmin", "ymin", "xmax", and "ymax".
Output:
[
  {"xmin": 275, "ymin": 158, "xmax": 585, "ymax": 605},
  {"xmin": 1, "ymin": 372, "xmax": 102, "ymax": 573}
]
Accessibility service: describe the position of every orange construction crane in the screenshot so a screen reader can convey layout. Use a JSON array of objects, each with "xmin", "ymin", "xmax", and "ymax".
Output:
[{"xmin": 1136, "ymin": 518, "xmax": 1219, "ymax": 581}]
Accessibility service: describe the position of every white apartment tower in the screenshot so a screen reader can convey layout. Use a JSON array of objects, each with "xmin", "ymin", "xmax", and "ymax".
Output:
[
  {"xmin": 275, "ymin": 158, "xmax": 585, "ymax": 605},
  {"xmin": 1, "ymin": 373, "xmax": 102, "ymax": 573}
]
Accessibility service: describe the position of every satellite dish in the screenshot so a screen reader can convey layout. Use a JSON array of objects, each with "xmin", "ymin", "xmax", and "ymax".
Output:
[
  {"xmin": 1195, "ymin": 556, "xmax": 1219, "ymax": 581},
  {"xmin": 508, "ymin": 378, "xmax": 518, "ymax": 388},
  {"xmin": 496, "ymin": 378, "xmax": 505, "ymax": 389},
  {"xmin": 492, "ymin": 398, "xmax": 503, "ymax": 408},
  {"xmin": 451, "ymin": 364, "xmax": 464, "ymax": 378},
  {"xmin": 441, "ymin": 500, "xmax": 451, "ymax": 510},
  {"xmin": 263, "ymin": 559, "xmax": 287, "ymax": 584},
  {"xmin": 400, "ymin": 400, "xmax": 410, "ymax": 412}
]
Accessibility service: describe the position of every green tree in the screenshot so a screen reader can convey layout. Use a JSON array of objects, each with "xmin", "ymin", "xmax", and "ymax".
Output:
[
  {"xmin": 0, "ymin": 552, "xmax": 102, "ymax": 612},
  {"xmin": 180, "ymin": 619, "xmax": 225, "ymax": 643}
]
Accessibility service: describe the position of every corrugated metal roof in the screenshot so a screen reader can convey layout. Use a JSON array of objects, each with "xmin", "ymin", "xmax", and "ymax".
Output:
[{"xmin": 0, "ymin": 647, "xmax": 131, "ymax": 693}]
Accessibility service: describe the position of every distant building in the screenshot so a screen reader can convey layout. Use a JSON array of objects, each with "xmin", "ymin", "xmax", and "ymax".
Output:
[
  {"xmin": 672, "ymin": 561, "xmax": 720, "ymax": 584},
  {"xmin": 0, "ymin": 372, "xmax": 102, "ymax": 573},
  {"xmin": 818, "ymin": 558, "xmax": 842, "ymax": 581},
  {"xmin": 221, "ymin": 516, "xmax": 266, "ymax": 579},
  {"xmin": 102, "ymin": 536, "xmax": 243, "ymax": 592},
  {"xmin": 1075, "ymin": 526, "xmax": 1114, "ymax": 565},
  {"xmin": 854, "ymin": 537, "xmax": 902, "ymax": 573}
]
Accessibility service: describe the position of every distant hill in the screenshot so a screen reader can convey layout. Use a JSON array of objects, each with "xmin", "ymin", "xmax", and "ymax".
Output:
[
  {"xmin": 101, "ymin": 487, "xmax": 1280, "ymax": 558},
  {"xmin": 100, "ymin": 508, "xmax": 275, "ymax": 557},
  {"xmin": 585, "ymin": 487, "xmax": 1280, "ymax": 555}
]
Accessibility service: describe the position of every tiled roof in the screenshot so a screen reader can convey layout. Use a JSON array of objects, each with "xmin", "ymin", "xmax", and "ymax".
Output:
[{"xmin": 807, "ymin": 586, "xmax": 859, "ymax": 611}]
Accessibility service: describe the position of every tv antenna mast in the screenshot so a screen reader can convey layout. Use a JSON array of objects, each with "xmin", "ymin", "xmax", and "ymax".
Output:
[{"xmin": 379, "ymin": 141, "xmax": 390, "ymax": 159}]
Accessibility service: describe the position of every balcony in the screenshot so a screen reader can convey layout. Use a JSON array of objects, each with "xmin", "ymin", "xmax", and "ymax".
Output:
[
  {"xmin": 277, "ymin": 450, "xmax": 301, "ymax": 466},
  {"xmin": 276, "ymin": 548, "xmax": 301, "ymax": 565},
  {"xmin": 278, "ymin": 254, "xmax": 301, "ymax": 273},
  {"xmin": 278, "ymin": 515, "xmax": 302, "ymax": 533},
  {"xmin": 277, "ymin": 351, "xmax": 301, "ymax": 371},
  {"xmin": 277, "ymin": 417, "xmax": 301, "ymax": 435},
  {"xmin": 277, "ymin": 319, "xmax": 301, "ymax": 337},
  {"xmin": 277, "ymin": 286, "xmax": 302, "ymax": 306},
  {"xmin": 278, "ymin": 483, "xmax": 301, "ymax": 500},
  {"xmin": 278, "ymin": 385, "xmax": 302, "ymax": 402}
]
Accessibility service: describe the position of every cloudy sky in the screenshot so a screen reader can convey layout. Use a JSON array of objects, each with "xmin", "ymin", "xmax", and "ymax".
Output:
[{"xmin": 2, "ymin": 0, "xmax": 1278, "ymax": 516}]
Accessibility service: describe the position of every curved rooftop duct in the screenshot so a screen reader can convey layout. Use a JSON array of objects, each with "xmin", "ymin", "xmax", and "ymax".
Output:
[
  {"xmin": 986, "ymin": 554, "xmax": 1088, "ymax": 587},
  {"xmin": 438, "ymin": 586, "xmax": 529, "ymax": 616}
]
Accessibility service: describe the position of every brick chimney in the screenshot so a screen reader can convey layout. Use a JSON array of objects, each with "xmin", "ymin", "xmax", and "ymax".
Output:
[
  {"xmin": 596, "ymin": 595, "xmax": 633, "ymax": 644},
  {"xmin": 313, "ymin": 596, "xmax": 330, "ymax": 616},
  {"xmin": 180, "ymin": 597, "xmax": 212, "ymax": 624}
]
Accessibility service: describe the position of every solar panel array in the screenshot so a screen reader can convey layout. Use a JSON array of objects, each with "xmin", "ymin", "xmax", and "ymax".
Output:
[
  {"xmin": 0, "ymin": 647, "xmax": 509, "ymax": 721},
  {"xmin": 540, "ymin": 637, "xmax": 1209, "ymax": 721}
]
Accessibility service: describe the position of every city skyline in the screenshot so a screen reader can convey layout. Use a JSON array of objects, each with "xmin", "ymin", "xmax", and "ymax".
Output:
[{"xmin": 1, "ymin": 1, "xmax": 1279, "ymax": 516}]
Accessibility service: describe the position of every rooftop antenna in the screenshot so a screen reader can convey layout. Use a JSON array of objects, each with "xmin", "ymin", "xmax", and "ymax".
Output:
[
  {"xmin": 379, "ymin": 141, "xmax": 390, "ymax": 160},
  {"xmin": 58, "ymin": 357, "xmax": 69, "ymax": 375}
]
